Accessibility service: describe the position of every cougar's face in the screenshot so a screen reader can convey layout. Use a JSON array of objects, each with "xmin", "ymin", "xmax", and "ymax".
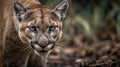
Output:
[
  {"xmin": 13, "ymin": 0, "xmax": 68, "ymax": 54},
  {"xmin": 19, "ymin": 10, "xmax": 62, "ymax": 54}
]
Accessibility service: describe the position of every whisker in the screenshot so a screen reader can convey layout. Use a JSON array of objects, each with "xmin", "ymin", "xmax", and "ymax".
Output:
[
  {"xmin": 55, "ymin": 42, "xmax": 69, "ymax": 48},
  {"xmin": 13, "ymin": 42, "xmax": 30, "ymax": 51},
  {"xmin": 16, "ymin": 46, "xmax": 32, "ymax": 57},
  {"xmin": 54, "ymin": 45, "xmax": 63, "ymax": 50},
  {"xmin": 15, "ymin": 42, "xmax": 29, "ymax": 45}
]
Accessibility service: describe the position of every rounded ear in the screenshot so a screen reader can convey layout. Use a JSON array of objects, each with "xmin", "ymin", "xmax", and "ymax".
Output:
[
  {"xmin": 14, "ymin": 2, "xmax": 28, "ymax": 21},
  {"xmin": 54, "ymin": 0, "xmax": 69, "ymax": 21}
]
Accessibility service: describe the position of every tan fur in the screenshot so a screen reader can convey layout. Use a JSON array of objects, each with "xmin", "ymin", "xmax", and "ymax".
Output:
[{"xmin": 0, "ymin": 0, "xmax": 68, "ymax": 67}]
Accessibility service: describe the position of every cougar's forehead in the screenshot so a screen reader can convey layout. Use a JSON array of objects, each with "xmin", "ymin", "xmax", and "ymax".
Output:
[{"xmin": 20, "ymin": 7, "xmax": 62, "ymax": 30}]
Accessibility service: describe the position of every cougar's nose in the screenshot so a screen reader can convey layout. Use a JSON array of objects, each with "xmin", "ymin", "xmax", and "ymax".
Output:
[
  {"xmin": 38, "ymin": 35, "xmax": 48, "ymax": 48},
  {"xmin": 38, "ymin": 42, "xmax": 48, "ymax": 48}
]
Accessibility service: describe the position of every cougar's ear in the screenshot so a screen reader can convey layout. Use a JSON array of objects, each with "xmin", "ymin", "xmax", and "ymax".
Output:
[
  {"xmin": 54, "ymin": 0, "xmax": 69, "ymax": 21},
  {"xmin": 14, "ymin": 2, "xmax": 28, "ymax": 21}
]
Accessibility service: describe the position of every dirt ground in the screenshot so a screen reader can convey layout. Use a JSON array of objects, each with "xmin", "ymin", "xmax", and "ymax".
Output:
[{"xmin": 47, "ymin": 33, "xmax": 120, "ymax": 67}]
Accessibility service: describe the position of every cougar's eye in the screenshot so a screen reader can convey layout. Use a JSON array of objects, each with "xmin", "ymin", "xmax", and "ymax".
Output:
[
  {"xmin": 49, "ymin": 25, "xmax": 57, "ymax": 31},
  {"xmin": 29, "ymin": 26, "xmax": 37, "ymax": 31}
]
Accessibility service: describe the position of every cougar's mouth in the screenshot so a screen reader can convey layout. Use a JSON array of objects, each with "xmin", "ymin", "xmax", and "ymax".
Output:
[{"xmin": 30, "ymin": 41, "xmax": 55, "ymax": 54}]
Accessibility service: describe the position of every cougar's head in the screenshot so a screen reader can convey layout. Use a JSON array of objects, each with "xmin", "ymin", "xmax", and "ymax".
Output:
[{"xmin": 13, "ymin": 0, "xmax": 68, "ymax": 54}]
